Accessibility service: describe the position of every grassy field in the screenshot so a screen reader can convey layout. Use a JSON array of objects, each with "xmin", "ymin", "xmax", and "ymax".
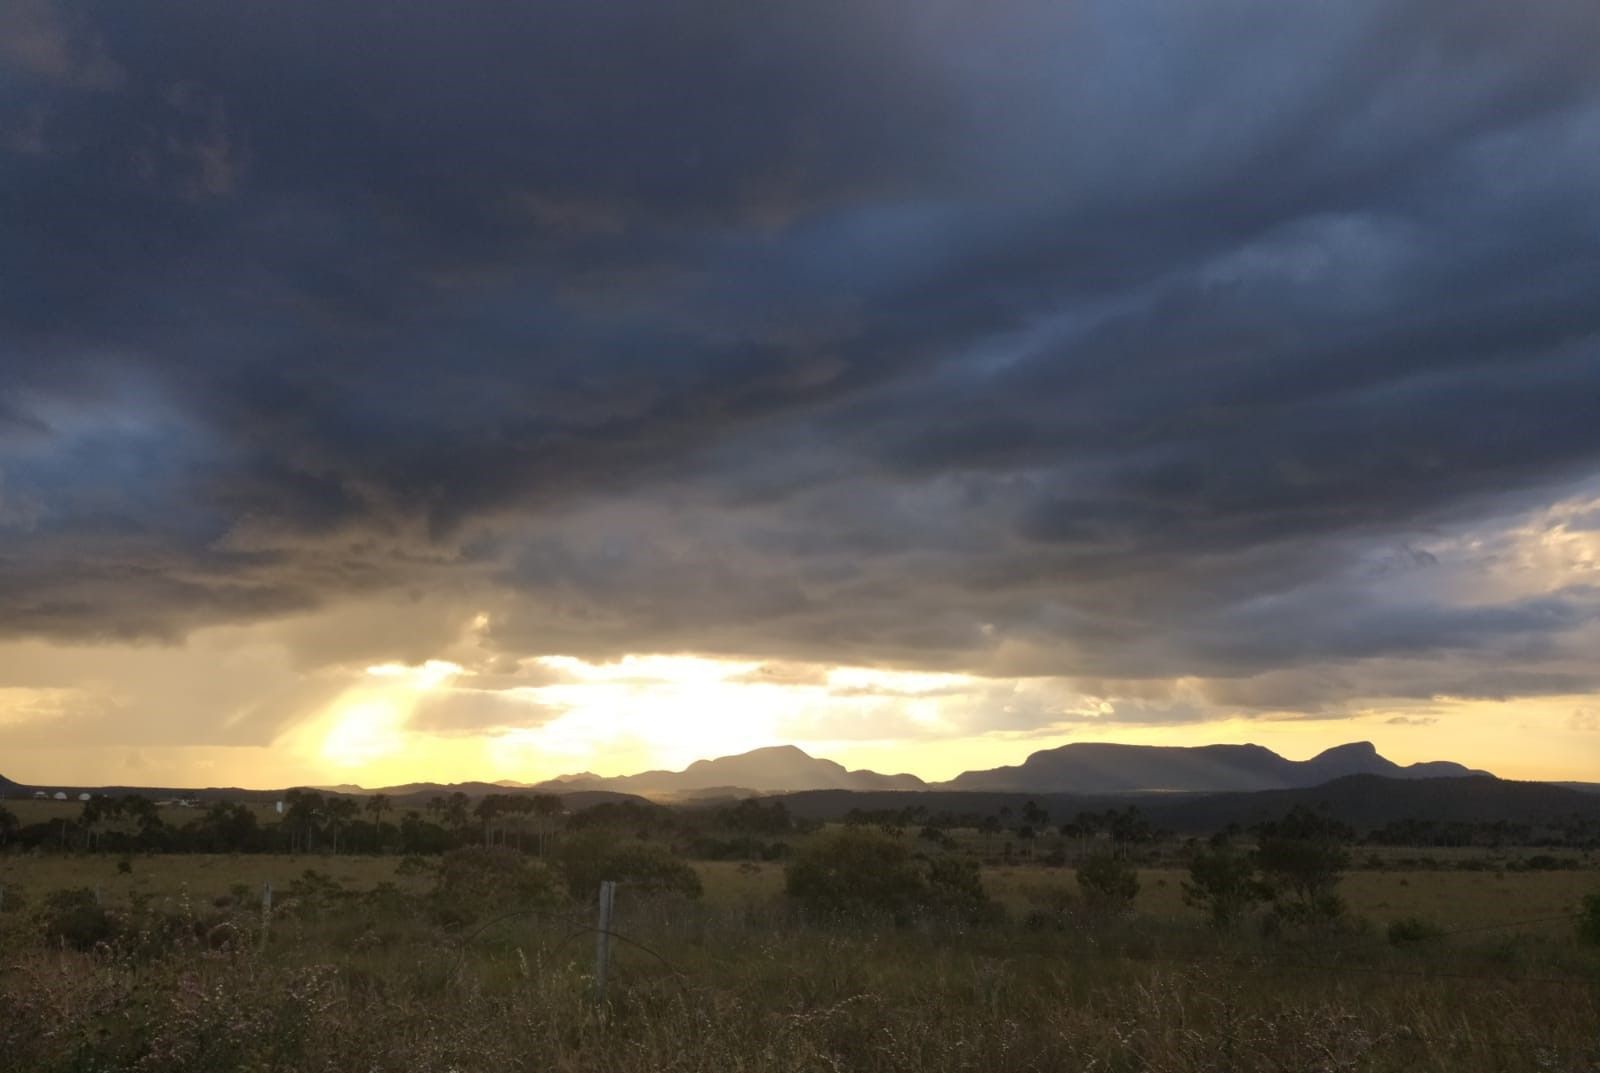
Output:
[
  {"xmin": 1, "ymin": 851, "xmax": 1596, "ymax": 1072},
  {"xmin": 571, "ymin": 857, "xmax": 1600, "ymax": 935},
  {"xmin": 3, "ymin": 854, "xmax": 1594, "ymax": 933}
]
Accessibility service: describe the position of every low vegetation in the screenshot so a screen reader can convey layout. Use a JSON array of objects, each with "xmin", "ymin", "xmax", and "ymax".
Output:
[{"xmin": 1, "ymin": 792, "xmax": 1598, "ymax": 1071}]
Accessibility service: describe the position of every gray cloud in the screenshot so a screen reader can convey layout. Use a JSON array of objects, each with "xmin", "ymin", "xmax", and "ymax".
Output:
[
  {"xmin": 407, "ymin": 689, "xmax": 563, "ymax": 737},
  {"xmin": 2, "ymin": 0, "xmax": 1600, "ymax": 730}
]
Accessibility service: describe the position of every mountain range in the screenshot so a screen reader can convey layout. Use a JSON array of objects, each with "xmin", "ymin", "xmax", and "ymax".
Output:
[
  {"xmin": 942, "ymin": 740, "xmax": 1485, "ymax": 794},
  {"xmin": 0, "ymin": 740, "xmax": 1493, "ymax": 803},
  {"xmin": 529, "ymin": 745, "xmax": 925, "ymax": 797},
  {"xmin": 519, "ymin": 740, "xmax": 1485, "ymax": 798}
]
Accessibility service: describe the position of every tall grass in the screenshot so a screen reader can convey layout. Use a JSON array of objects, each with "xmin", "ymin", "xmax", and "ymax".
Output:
[{"xmin": 1, "ymin": 868, "xmax": 1596, "ymax": 1073}]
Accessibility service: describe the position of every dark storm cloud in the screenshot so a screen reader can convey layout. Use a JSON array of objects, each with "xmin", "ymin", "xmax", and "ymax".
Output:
[{"xmin": 3, "ymin": 0, "xmax": 1600, "ymax": 716}]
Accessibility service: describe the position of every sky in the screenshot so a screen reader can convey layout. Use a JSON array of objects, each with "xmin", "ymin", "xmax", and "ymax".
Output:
[{"xmin": 2, "ymin": 0, "xmax": 1599, "ymax": 789}]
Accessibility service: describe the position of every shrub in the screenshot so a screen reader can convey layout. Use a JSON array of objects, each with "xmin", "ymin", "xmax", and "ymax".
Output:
[
  {"xmin": 785, "ymin": 827, "xmax": 994, "ymax": 925},
  {"xmin": 1388, "ymin": 916, "xmax": 1445, "ymax": 945},
  {"xmin": 395, "ymin": 854, "xmax": 435, "ymax": 877},
  {"xmin": 434, "ymin": 846, "xmax": 563, "ymax": 923},
  {"xmin": 1183, "ymin": 838, "xmax": 1266, "ymax": 928},
  {"xmin": 39, "ymin": 888, "xmax": 117, "ymax": 950},
  {"xmin": 1020, "ymin": 882, "xmax": 1079, "ymax": 930},
  {"xmin": 558, "ymin": 833, "xmax": 702, "ymax": 901},
  {"xmin": 1076, "ymin": 851, "xmax": 1139, "ymax": 916},
  {"xmin": 786, "ymin": 827, "xmax": 922, "ymax": 922},
  {"xmin": 1577, "ymin": 892, "xmax": 1600, "ymax": 947},
  {"xmin": 923, "ymin": 854, "xmax": 1000, "ymax": 925},
  {"xmin": 283, "ymin": 868, "xmax": 350, "ymax": 918},
  {"xmin": 1255, "ymin": 807, "xmax": 1350, "ymax": 921}
]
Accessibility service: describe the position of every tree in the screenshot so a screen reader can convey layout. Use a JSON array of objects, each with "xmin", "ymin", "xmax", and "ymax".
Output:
[
  {"xmin": 1254, "ymin": 807, "xmax": 1351, "ymax": 922},
  {"xmin": 557, "ymin": 831, "xmax": 702, "ymax": 900},
  {"xmin": 366, "ymin": 793, "xmax": 392, "ymax": 832},
  {"xmin": 1107, "ymin": 807, "xmax": 1155, "ymax": 855},
  {"xmin": 923, "ymin": 854, "xmax": 998, "ymax": 925},
  {"xmin": 445, "ymin": 792, "xmax": 471, "ymax": 833},
  {"xmin": 283, "ymin": 790, "xmax": 326, "ymax": 853},
  {"xmin": 531, "ymin": 794, "xmax": 564, "ymax": 857},
  {"xmin": 399, "ymin": 810, "xmax": 452, "ymax": 854},
  {"xmin": 195, "ymin": 801, "xmax": 261, "ymax": 853},
  {"xmin": 785, "ymin": 827, "xmax": 930, "ymax": 923},
  {"xmin": 120, "ymin": 795, "xmax": 163, "ymax": 845},
  {"xmin": 323, "ymin": 797, "xmax": 360, "ymax": 855},
  {"xmin": 0, "ymin": 803, "xmax": 17, "ymax": 847},
  {"xmin": 785, "ymin": 827, "xmax": 994, "ymax": 925},
  {"xmin": 1021, "ymin": 800, "xmax": 1050, "ymax": 829},
  {"xmin": 1182, "ymin": 836, "xmax": 1266, "ymax": 928},
  {"xmin": 1076, "ymin": 850, "xmax": 1139, "ymax": 916},
  {"xmin": 475, "ymin": 794, "xmax": 506, "ymax": 847},
  {"xmin": 78, "ymin": 795, "xmax": 114, "ymax": 851}
]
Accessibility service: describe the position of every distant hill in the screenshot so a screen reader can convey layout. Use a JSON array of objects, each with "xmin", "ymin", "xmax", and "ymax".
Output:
[
  {"xmin": 533, "ymin": 745, "xmax": 928, "ymax": 796},
  {"xmin": 4, "ymin": 740, "xmax": 1502, "ymax": 805},
  {"xmin": 0, "ymin": 772, "xmax": 23, "ymax": 797},
  {"xmin": 770, "ymin": 775, "xmax": 1600, "ymax": 833},
  {"xmin": 1133, "ymin": 774, "xmax": 1600, "ymax": 832},
  {"xmin": 299, "ymin": 780, "xmax": 651, "ymax": 809},
  {"xmin": 528, "ymin": 740, "xmax": 1486, "ymax": 798},
  {"xmin": 941, "ymin": 741, "xmax": 1486, "ymax": 793}
]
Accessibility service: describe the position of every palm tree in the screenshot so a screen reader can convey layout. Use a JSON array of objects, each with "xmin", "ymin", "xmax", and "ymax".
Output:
[
  {"xmin": 366, "ymin": 793, "xmax": 392, "ymax": 851},
  {"xmin": 445, "ymin": 792, "xmax": 471, "ymax": 834},
  {"xmin": 532, "ymin": 794, "xmax": 564, "ymax": 857},
  {"xmin": 325, "ymin": 797, "xmax": 360, "ymax": 854},
  {"xmin": 283, "ymin": 790, "xmax": 326, "ymax": 853}
]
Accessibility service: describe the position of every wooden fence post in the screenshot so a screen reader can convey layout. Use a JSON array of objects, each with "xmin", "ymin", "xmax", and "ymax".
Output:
[{"xmin": 594, "ymin": 879, "xmax": 616, "ymax": 1003}]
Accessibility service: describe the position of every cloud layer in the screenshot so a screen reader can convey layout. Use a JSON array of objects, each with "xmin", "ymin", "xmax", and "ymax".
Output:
[{"xmin": 3, "ymin": 0, "xmax": 1600, "ymax": 765}]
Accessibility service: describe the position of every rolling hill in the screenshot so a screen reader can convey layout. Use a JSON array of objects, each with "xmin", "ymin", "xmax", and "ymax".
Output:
[
  {"xmin": 0, "ymin": 740, "xmax": 1499, "ymax": 805},
  {"xmin": 531, "ymin": 744, "xmax": 928, "ymax": 796},
  {"xmin": 942, "ymin": 740, "xmax": 1485, "ymax": 793}
]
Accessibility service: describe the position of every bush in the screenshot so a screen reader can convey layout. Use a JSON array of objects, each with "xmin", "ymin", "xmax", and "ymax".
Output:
[
  {"xmin": 923, "ymin": 854, "xmax": 1000, "ymax": 925},
  {"xmin": 785, "ymin": 827, "xmax": 994, "ymax": 925},
  {"xmin": 1388, "ymin": 916, "xmax": 1445, "ymax": 945},
  {"xmin": 394, "ymin": 854, "xmax": 435, "ymax": 877},
  {"xmin": 558, "ymin": 833, "xmax": 702, "ymax": 901},
  {"xmin": 432, "ymin": 847, "xmax": 563, "ymax": 925},
  {"xmin": 283, "ymin": 868, "xmax": 351, "ymax": 918},
  {"xmin": 786, "ymin": 828, "xmax": 925, "ymax": 922},
  {"xmin": 1020, "ymin": 882, "xmax": 1079, "ymax": 931},
  {"xmin": 1183, "ymin": 837, "xmax": 1266, "ymax": 928},
  {"xmin": 1255, "ymin": 807, "xmax": 1350, "ymax": 921},
  {"xmin": 39, "ymin": 888, "xmax": 117, "ymax": 951},
  {"xmin": 1577, "ymin": 892, "xmax": 1600, "ymax": 947},
  {"xmin": 1076, "ymin": 852, "xmax": 1139, "ymax": 916}
]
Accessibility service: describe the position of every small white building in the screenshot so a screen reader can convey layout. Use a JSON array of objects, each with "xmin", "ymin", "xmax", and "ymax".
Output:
[
  {"xmin": 78, "ymin": 793, "xmax": 92, "ymax": 802},
  {"xmin": 52, "ymin": 791, "xmax": 67, "ymax": 801}
]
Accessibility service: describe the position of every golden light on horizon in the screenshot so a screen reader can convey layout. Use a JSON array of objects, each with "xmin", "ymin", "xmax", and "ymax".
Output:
[{"xmin": 299, "ymin": 659, "xmax": 466, "ymax": 771}]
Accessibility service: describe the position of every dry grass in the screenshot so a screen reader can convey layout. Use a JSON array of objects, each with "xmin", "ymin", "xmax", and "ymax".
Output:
[
  {"xmin": 1, "ymin": 854, "xmax": 1596, "ymax": 1072},
  {"xmin": 701, "ymin": 859, "xmax": 1594, "ymax": 931}
]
